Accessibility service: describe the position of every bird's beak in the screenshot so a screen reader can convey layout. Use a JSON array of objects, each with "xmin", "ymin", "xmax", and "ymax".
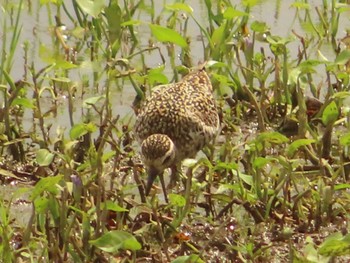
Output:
[{"xmin": 145, "ymin": 166, "xmax": 159, "ymax": 196}]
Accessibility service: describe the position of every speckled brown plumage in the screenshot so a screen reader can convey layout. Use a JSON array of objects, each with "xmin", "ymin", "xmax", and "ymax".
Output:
[{"xmin": 134, "ymin": 67, "xmax": 219, "ymax": 197}]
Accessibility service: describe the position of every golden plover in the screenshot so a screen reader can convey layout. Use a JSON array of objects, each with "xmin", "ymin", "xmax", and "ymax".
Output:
[{"xmin": 134, "ymin": 67, "xmax": 219, "ymax": 200}]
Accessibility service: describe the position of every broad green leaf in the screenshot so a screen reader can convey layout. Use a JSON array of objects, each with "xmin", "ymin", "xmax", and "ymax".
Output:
[
  {"xmin": 76, "ymin": 0, "xmax": 105, "ymax": 18},
  {"xmin": 54, "ymin": 60, "xmax": 78, "ymax": 70},
  {"xmin": 149, "ymin": 24, "xmax": 188, "ymax": 48},
  {"xmin": 257, "ymin": 131, "xmax": 289, "ymax": 144},
  {"xmin": 223, "ymin": 7, "xmax": 248, "ymax": 19},
  {"xmin": 70, "ymin": 124, "xmax": 88, "ymax": 140},
  {"xmin": 251, "ymin": 131, "xmax": 289, "ymax": 152},
  {"xmin": 287, "ymin": 139, "xmax": 315, "ymax": 157},
  {"xmin": 90, "ymin": 230, "xmax": 141, "ymax": 253},
  {"xmin": 169, "ymin": 193, "xmax": 186, "ymax": 207},
  {"xmin": 48, "ymin": 197, "xmax": 60, "ymax": 220},
  {"xmin": 148, "ymin": 66, "xmax": 168, "ymax": 86},
  {"xmin": 319, "ymin": 233, "xmax": 350, "ymax": 256},
  {"xmin": 214, "ymin": 161, "xmax": 238, "ymax": 171},
  {"xmin": 30, "ymin": 174, "xmax": 64, "ymax": 200},
  {"xmin": 335, "ymin": 50, "xmax": 350, "ymax": 65},
  {"xmin": 251, "ymin": 21, "xmax": 268, "ymax": 33},
  {"xmin": 70, "ymin": 123, "xmax": 97, "ymax": 140},
  {"xmin": 36, "ymin": 149, "xmax": 55, "ymax": 166},
  {"xmin": 172, "ymin": 254, "xmax": 204, "ymax": 263},
  {"xmin": 83, "ymin": 95, "xmax": 105, "ymax": 108},
  {"xmin": 211, "ymin": 193, "xmax": 233, "ymax": 203},
  {"xmin": 105, "ymin": 1, "xmax": 121, "ymax": 43},
  {"xmin": 148, "ymin": 72, "xmax": 168, "ymax": 86},
  {"xmin": 211, "ymin": 23, "xmax": 225, "ymax": 46},
  {"xmin": 238, "ymin": 172, "xmax": 253, "ymax": 186},
  {"xmin": 340, "ymin": 133, "xmax": 350, "ymax": 146},
  {"xmin": 253, "ymin": 157, "xmax": 275, "ymax": 169},
  {"xmin": 104, "ymin": 200, "xmax": 129, "ymax": 212},
  {"xmin": 11, "ymin": 98, "xmax": 35, "ymax": 109},
  {"xmin": 165, "ymin": 3, "xmax": 193, "ymax": 13},
  {"xmin": 34, "ymin": 196, "xmax": 49, "ymax": 213},
  {"xmin": 102, "ymin": 151, "xmax": 117, "ymax": 162},
  {"xmin": 299, "ymin": 59, "xmax": 324, "ymax": 68},
  {"xmin": 322, "ymin": 101, "xmax": 339, "ymax": 125}
]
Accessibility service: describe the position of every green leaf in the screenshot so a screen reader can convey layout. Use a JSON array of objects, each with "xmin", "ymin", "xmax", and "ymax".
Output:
[
  {"xmin": 335, "ymin": 50, "xmax": 350, "ymax": 65},
  {"xmin": 149, "ymin": 24, "xmax": 188, "ymax": 48},
  {"xmin": 165, "ymin": 3, "xmax": 193, "ymax": 13},
  {"xmin": 172, "ymin": 254, "xmax": 204, "ymax": 263},
  {"xmin": 148, "ymin": 66, "xmax": 169, "ymax": 86},
  {"xmin": 223, "ymin": 7, "xmax": 248, "ymax": 19},
  {"xmin": 90, "ymin": 230, "xmax": 141, "ymax": 253},
  {"xmin": 238, "ymin": 172, "xmax": 253, "ymax": 186},
  {"xmin": 104, "ymin": 200, "xmax": 129, "ymax": 212},
  {"xmin": 48, "ymin": 197, "xmax": 60, "ymax": 221},
  {"xmin": 50, "ymin": 77, "xmax": 72, "ymax": 83},
  {"xmin": 34, "ymin": 196, "xmax": 49, "ymax": 213},
  {"xmin": 211, "ymin": 23, "xmax": 225, "ymax": 46},
  {"xmin": 242, "ymin": 0, "xmax": 260, "ymax": 7},
  {"xmin": 291, "ymin": 2, "xmax": 310, "ymax": 9},
  {"xmin": 70, "ymin": 124, "xmax": 88, "ymax": 140},
  {"xmin": 322, "ymin": 101, "xmax": 339, "ymax": 125},
  {"xmin": 11, "ymin": 98, "xmax": 36, "ymax": 109},
  {"xmin": 319, "ymin": 233, "xmax": 350, "ymax": 256},
  {"xmin": 257, "ymin": 131, "xmax": 289, "ymax": 144},
  {"xmin": 251, "ymin": 21, "xmax": 268, "ymax": 33},
  {"xmin": 30, "ymin": 174, "xmax": 64, "ymax": 200},
  {"xmin": 83, "ymin": 95, "xmax": 105, "ymax": 108},
  {"xmin": 70, "ymin": 123, "xmax": 97, "ymax": 140},
  {"xmin": 168, "ymin": 193, "xmax": 186, "ymax": 207},
  {"xmin": 334, "ymin": 183, "xmax": 350, "ymax": 190},
  {"xmin": 36, "ymin": 149, "xmax": 55, "ymax": 166},
  {"xmin": 215, "ymin": 161, "xmax": 238, "ymax": 171},
  {"xmin": 76, "ymin": 0, "xmax": 105, "ymax": 18},
  {"xmin": 102, "ymin": 151, "xmax": 117, "ymax": 162},
  {"xmin": 253, "ymin": 157, "xmax": 275, "ymax": 169},
  {"xmin": 287, "ymin": 139, "xmax": 315, "ymax": 157},
  {"xmin": 289, "ymin": 59, "xmax": 324, "ymax": 84},
  {"xmin": 332, "ymin": 91, "xmax": 350, "ymax": 100},
  {"xmin": 105, "ymin": 1, "xmax": 121, "ymax": 43},
  {"xmin": 340, "ymin": 133, "xmax": 350, "ymax": 146},
  {"xmin": 0, "ymin": 68, "xmax": 16, "ymax": 92},
  {"xmin": 54, "ymin": 60, "xmax": 78, "ymax": 70}
]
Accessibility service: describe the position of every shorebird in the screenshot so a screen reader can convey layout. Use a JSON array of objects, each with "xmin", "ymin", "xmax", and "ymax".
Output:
[{"xmin": 134, "ymin": 67, "xmax": 219, "ymax": 201}]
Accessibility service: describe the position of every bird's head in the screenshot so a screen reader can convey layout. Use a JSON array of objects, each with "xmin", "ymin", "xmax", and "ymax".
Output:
[{"xmin": 140, "ymin": 134, "xmax": 176, "ymax": 195}]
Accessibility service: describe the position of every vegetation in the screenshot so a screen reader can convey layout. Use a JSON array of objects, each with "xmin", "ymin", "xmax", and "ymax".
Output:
[{"xmin": 1, "ymin": 0, "xmax": 350, "ymax": 262}]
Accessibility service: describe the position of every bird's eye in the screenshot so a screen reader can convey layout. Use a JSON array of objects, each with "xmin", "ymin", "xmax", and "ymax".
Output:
[{"xmin": 162, "ymin": 155, "xmax": 172, "ymax": 165}]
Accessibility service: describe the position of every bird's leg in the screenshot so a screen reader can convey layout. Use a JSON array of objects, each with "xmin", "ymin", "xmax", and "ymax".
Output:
[
  {"xmin": 159, "ymin": 172, "xmax": 169, "ymax": 203},
  {"xmin": 168, "ymin": 164, "xmax": 180, "ymax": 190}
]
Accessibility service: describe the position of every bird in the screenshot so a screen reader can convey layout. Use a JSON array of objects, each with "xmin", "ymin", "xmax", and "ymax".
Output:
[{"xmin": 134, "ymin": 66, "xmax": 220, "ymax": 202}]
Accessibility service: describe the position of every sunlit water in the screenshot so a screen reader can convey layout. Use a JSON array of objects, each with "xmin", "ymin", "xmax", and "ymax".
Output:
[{"xmin": 3, "ymin": 1, "xmax": 350, "ymax": 122}]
